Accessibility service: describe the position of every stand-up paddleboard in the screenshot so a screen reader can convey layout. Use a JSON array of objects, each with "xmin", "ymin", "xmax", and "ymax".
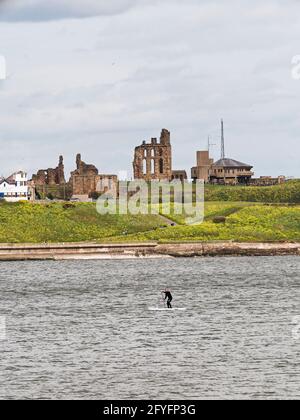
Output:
[
  {"xmin": 149, "ymin": 288, "xmax": 186, "ymax": 311},
  {"xmin": 148, "ymin": 307, "xmax": 187, "ymax": 311}
]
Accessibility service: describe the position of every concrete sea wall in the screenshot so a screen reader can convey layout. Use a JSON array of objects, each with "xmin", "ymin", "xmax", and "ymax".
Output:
[{"xmin": 0, "ymin": 242, "xmax": 299, "ymax": 261}]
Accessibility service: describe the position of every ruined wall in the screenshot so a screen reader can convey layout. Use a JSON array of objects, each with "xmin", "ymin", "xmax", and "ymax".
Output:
[
  {"xmin": 32, "ymin": 155, "xmax": 66, "ymax": 186},
  {"xmin": 70, "ymin": 154, "xmax": 99, "ymax": 196},
  {"xmin": 32, "ymin": 156, "xmax": 69, "ymax": 199},
  {"xmin": 70, "ymin": 154, "xmax": 118, "ymax": 197},
  {"xmin": 32, "ymin": 154, "xmax": 118, "ymax": 200},
  {"xmin": 133, "ymin": 129, "xmax": 172, "ymax": 181}
]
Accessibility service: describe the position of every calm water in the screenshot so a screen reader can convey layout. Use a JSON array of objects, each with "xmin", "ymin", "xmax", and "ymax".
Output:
[{"xmin": 0, "ymin": 257, "xmax": 299, "ymax": 400}]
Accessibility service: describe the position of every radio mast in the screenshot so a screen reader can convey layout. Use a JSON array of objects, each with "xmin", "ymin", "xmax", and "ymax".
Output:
[{"xmin": 221, "ymin": 119, "xmax": 225, "ymax": 159}]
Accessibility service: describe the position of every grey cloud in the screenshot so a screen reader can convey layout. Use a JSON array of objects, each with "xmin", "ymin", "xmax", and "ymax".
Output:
[
  {"xmin": 0, "ymin": 0, "xmax": 299, "ymax": 178},
  {"xmin": 0, "ymin": 0, "xmax": 139, "ymax": 21}
]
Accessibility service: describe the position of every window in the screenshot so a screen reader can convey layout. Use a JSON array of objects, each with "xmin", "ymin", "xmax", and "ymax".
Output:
[
  {"xmin": 143, "ymin": 159, "xmax": 147, "ymax": 175},
  {"xmin": 151, "ymin": 159, "xmax": 155, "ymax": 175},
  {"xmin": 159, "ymin": 158, "xmax": 164, "ymax": 174}
]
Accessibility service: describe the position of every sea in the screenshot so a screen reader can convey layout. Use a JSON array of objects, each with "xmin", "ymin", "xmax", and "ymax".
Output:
[{"xmin": 0, "ymin": 256, "xmax": 299, "ymax": 400}]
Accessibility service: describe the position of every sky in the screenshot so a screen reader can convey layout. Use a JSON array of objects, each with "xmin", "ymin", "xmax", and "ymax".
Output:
[{"xmin": 0, "ymin": 0, "xmax": 300, "ymax": 179}]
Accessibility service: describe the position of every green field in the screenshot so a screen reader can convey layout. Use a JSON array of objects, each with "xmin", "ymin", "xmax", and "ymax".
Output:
[
  {"xmin": 0, "ymin": 201, "xmax": 166, "ymax": 243},
  {"xmin": 205, "ymin": 180, "xmax": 300, "ymax": 203},
  {"xmin": 129, "ymin": 203, "xmax": 300, "ymax": 243},
  {"xmin": 0, "ymin": 200, "xmax": 299, "ymax": 243}
]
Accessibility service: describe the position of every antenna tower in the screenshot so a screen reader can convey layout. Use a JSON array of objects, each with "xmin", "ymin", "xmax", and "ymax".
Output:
[{"xmin": 221, "ymin": 119, "xmax": 226, "ymax": 159}]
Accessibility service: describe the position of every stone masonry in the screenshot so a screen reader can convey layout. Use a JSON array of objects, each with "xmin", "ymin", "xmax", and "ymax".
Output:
[
  {"xmin": 70, "ymin": 154, "xmax": 117, "ymax": 198},
  {"xmin": 32, "ymin": 154, "xmax": 117, "ymax": 200},
  {"xmin": 32, "ymin": 155, "xmax": 66, "ymax": 186},
  {"xmin": 70, "ymin": 154, "xmax": 99, "ymax": 196},
  {"xmin": 133, "ymin": 129, "xmax": 172, "ymax": 181}
]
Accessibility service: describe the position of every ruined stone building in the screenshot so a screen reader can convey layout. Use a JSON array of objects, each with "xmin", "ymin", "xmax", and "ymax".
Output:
[
  {"xmin": 133, "ymin": 129, "xmax": 186, "ymax": 181},
  {"xmin": 133, "ymin": 129, "xmax": 173, "ymax": 181},
  {"xmin": 70, "ymin": 154, "xmax": 117, "ymax": 199},
  {"xmin": 70, "ymin": 154, "xmax": 99, "ymax": 196},
  {"xmin": 31, "ymin": 156, "xmax": 71, "ymax": 199},
  {"xmin": 32, "ymin": 155, "xmax": 66, "ymax": 186},
  {"xmin": 31, "ymin": 154, "xmax": 117, "ymax": 200}
]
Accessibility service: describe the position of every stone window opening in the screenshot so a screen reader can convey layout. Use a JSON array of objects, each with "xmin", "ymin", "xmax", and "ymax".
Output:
[
  {"xmin": 159, "ymin": 158, "xmax": 164, "ymax": 174},
  {"xmin": 151, "ymin": 159, "xmax": 155, "ymax": 175}
]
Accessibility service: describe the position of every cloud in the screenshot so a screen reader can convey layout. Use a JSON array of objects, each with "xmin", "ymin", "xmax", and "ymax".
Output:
[
  {"xmin": 0, "ymin": 0, "xmax": 139, "ymax": 21},
  {"xmin": 0, "ymin": 0, "xmax": 299, "ymax": 178}
]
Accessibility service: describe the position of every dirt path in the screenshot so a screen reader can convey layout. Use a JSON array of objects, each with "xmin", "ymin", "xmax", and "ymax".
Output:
[{"xmin": 158, "ymin": 214, "xmax": 178, "ymax": 226}]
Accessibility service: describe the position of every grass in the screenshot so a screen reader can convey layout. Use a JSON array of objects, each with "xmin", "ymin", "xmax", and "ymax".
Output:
[
  {"xmin": 0, "ymin": 200, "xmax": 299, "ymax": 244},
  {"xmin": 121, "ymin": 204, "xmax": 300, "ymax": 243},
  {"xmin": 157, "ymin": 201, "xmax": 257, "ymax": 224},
  {"xmin": 204, "ymin": 180, "xmax": 300, "ymax": 203},
  {"xmin": 0, "ymin": 201, "xmax": 166, "ymax": 243}
]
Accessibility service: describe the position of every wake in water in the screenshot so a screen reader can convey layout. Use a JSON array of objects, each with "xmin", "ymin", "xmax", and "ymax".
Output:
[{"xmin": 148, "ymin": 307, "xmax": 187, "ymax": 311}]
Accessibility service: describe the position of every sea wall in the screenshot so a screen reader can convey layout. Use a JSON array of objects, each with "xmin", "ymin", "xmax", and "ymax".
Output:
[{"xmin": 0, "ymin": 242, "xmax": 299, "ymax": 261}]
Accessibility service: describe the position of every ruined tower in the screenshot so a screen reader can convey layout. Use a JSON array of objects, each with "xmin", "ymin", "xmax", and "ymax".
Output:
[{"xmin": 133, "ymin": 129, "xmax": 172, "ymax": 181}]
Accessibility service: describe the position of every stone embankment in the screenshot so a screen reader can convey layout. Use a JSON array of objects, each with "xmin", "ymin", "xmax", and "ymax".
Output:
[{"xmin": 0, "ymin": 242, "xmax": 299, "ymax": 261}]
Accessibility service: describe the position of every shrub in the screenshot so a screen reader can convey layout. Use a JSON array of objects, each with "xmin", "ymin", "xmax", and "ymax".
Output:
[{"xmin": 213, "ymin": 216, "xmax": 226, "ymax": 224}]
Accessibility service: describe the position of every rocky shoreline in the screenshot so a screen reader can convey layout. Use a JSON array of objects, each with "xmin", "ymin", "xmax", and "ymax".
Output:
[{"xmin": 0, "ymin": 241, "xmax": 299, "ymax": 261}]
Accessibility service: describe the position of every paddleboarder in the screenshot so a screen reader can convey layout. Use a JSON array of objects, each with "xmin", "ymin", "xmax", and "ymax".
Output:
[{"xmin": 162, "ymin": 288, "xmax": 173, "ymax": 309}]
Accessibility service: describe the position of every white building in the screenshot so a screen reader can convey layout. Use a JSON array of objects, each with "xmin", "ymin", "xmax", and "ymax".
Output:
[{"xmin": 0, "ymin": 171, "xmax": 32, "ymax": 202}]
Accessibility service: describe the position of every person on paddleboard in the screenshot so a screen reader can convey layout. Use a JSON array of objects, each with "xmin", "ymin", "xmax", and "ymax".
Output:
[{"xmin": 162, "ymin": 288, "xmax": 173, "ymax": 309}]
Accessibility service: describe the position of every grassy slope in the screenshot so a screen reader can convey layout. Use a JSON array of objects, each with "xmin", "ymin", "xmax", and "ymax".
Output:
[
  {"xmin": 123, "ymin": 204, "xmax": 300, "ymax": 242},
  {"xmin": 158, "ymin": 201, "xmax": 256, "ymax": 224},
  {"xmin": 0, "ymin": 201, "xmax": 166, "ymax": 243},
  {"xmin": 0, "ymin": 200, "xmax": 299, "ymax": 244}
]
